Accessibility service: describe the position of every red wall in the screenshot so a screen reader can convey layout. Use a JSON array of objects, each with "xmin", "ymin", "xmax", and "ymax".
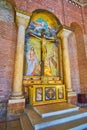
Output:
[
  {"xmin": 14, "ymin": 0, "xmax": 85, "ymax": 31},
  {"xmin": 0, "ymin": 0, "xmax": 87, "ymax": 101},
  {"xmin": 0, "ymin": 21, "xmax": 17, "ymax": 100},
  {"xmin": 14, "ymin": 0, "xmax": 87, "ymax": 93}
]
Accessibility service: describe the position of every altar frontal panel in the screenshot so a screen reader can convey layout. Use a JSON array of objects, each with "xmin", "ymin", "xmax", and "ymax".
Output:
[{"xmin": 29, "ymin": 85, "xmax": 66, "ymax": 106}]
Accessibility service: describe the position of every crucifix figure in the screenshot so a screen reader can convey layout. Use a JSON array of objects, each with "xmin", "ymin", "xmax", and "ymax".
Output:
[
  {"xmin": 41, "ymin": 30, "xmax": 58, "ymax": 76},
  {"xmin": 29, "ymin": 31, "xmax": 58, "ymax": 76},
  {"xmin": 48, "ymin": 89, "xmax": 54, "ymax": 99}
]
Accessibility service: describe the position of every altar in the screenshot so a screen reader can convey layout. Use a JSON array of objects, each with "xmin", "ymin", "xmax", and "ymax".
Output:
[
  {"xmin": 23, "ymin": 10, "xmax": 66, "ymax": 106},
  {"xmin": 23, "ymin": 76, "xmax": 66, "ymax": 105}
]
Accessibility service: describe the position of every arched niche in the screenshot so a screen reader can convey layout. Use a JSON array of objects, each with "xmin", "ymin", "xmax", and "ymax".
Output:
[
  {"xmin": 70, "ymin": 22, "xmax": 87, "ymax": 93},
  {"xmin": 24, "ymin": 9, "xmax": 62, "ymax": 78},
  {"xmin": 22, "ymin": 9, "xmax": 70, "ymax": 105}
]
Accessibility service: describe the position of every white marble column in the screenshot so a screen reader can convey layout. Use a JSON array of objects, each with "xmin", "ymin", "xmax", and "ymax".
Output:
[
  {"xmin": 11, "ymin": 10, "xmax": 31, "ymax": 99},
  {"xmin": 58, "ymin": 27, "xmax": 73, "ymax": 92}
]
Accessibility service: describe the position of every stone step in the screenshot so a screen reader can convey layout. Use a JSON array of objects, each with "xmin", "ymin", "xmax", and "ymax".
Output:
[
  {"xmin": 33, "ymin": 103, "xmax": 79, "ymax": 118},
  {"xmin": 25, "ymin": 106, "xmax": 87, "ymax": 130},
  {"xmin": 69, "ymin": 123, "xmax": 87, "ymax": 130},
  {"xmin": 41, "ymin": 117, "xmax": 87, "ymax": 130},
  {"xmin": 20, "ymin": 113, "xmax": 33, "ymax": 130},
  {"xmin": 20, "ymin": 113, "xmax": 87, "ymax": 130},
  {"xmin": 20, "ymin": 110, "xmax": 87, "ymax": 130}
]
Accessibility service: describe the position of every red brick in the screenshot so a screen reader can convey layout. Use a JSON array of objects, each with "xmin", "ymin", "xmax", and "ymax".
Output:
[{"xmin": 0, "ymin": 0, "xmax": 87, "ymax": 105}]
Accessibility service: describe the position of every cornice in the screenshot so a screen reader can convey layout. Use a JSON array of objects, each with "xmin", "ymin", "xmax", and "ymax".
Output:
[
  {"xmin": 15, "ymin": 8, "xmax": 32, "ymax": 17},
  {"xmin": 66, "ymin": 0, "xmax": 87, "ymax": 7}
]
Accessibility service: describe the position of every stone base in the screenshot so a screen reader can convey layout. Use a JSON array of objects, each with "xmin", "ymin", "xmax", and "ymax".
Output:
[
  {"xmin": 24, "ymin": 103, "xmax": 87, "ymax": 130},
  {"xmin": 8, "ymin": 98, "xmax": 25, "ymax": 116},
  {"xmin": 67, "ymin": 91, "xmax": 77, "ymax": 105}
]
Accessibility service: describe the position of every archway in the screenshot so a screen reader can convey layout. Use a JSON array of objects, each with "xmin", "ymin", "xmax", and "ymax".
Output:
[
  {"xmin": 70, "ymin": 22, "xmax": 87, "ymax": 93},
  {"xmin": 24, "ymin": 9, "xmax": 61, "ymax": 77},
  {"xmin": 23, "ymin": 9, "xmax": 67, "ymax": 105},
  {"xmin": 9, "ymin": 7, "xmax": 75, "ymax": 108}
]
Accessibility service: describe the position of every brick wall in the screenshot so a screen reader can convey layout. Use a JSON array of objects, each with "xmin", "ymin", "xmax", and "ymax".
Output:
[
  {"xmin": 83, "ymin": 5, "xmax": 87, "ymax": 34},
  {"xmin": 14, "ymin": 0, "xmax": 84, "ymax": 29},
  {"xmin": 70, "ymin": 22, "xmax": 87, "ymax": 94},
  {"xmin": 82, "ymin": 5, "xmax": 87, "ymax": 57},
  {"xmin": 14, "ymin": 0, "xmax": 87, "ymax": 95},
  {"xmin": 0, "ymin": 0, "xmax": 87, "ymax": 102},
  {"xmin": 68, "ymin": 33, "xmax": 80, "ymax": 93},
  {"xmin": 0, "ymin": 21, "xmax": 17, "ymax": 100}
]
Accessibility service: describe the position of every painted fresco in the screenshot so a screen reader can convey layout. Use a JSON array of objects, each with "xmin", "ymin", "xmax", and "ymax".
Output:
[
  {"xmin": 25, "ymin": 11, "xmax": 59, "ymax": 76},
  {"xmin": 24, "ymin": 36, "xmax": 41, "ymax": 76},
  {"xmin": 27, "ymin": 19, "xmax": 57, "ymax": 39},
  {"xmin": 25, "ymin": 35, "xmax": 58, "ymax": 76},
  {"xmin": 36, "ymin": 88, "xmax": 43, "ymax": 101},
  {"xmin": 44, "ymin": 41, "xmax": 58, "ymax": 76},
  {"xmin": 58, "ymin": 86, "xmax": 64, "ymax": 99}
]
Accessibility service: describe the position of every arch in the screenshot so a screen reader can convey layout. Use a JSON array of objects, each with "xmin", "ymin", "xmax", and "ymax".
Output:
[
  {"xmin": 68, "ymin": 31, "xmax": 80, "ymax": 93},
  {"xmin": 23, "ymin": 9, "xmax": 67, "ymax": 105},
  {"xmin": 24, "ymin": 9, "xmax": 62, "ymax": 77},
  {"xmin": 70, "ymin": 22, "xmax": 87, "ymax": 93},
  {"xmin": 26, "ymin": 9, "xmax": 61, "ymax": 40},
  {"xmin": 32, "ymin": 9, "xmax": 61, "ymax": 26}
]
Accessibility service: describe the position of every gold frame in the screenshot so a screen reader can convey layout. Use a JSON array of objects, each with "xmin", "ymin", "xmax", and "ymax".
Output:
[{"xmin": 29, "ymin": 84, "xmax": 66, "ymax": 106}]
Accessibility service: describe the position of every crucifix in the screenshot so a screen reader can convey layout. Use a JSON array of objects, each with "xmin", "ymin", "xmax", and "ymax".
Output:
[
  {"xmin": 29, "ymin": 30, "xmax": 57, "ymax": 76},
  {"xmin": 47, "ymin": 89, "xmax": 54, "ymax": 99}
]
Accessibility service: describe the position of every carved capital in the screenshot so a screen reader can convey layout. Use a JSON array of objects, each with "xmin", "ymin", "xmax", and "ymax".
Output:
[
  {"xmin": 57, "ymin": 25, "xmax": 73, "ymax": 38},
  {"xmin": 16, "ymin": 8, "xmax": 32, "ymax": 29}
]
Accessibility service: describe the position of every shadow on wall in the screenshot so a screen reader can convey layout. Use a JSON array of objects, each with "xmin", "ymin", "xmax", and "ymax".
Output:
[{"xmin": 0, "ymin": 77, "xmax": 12, "ymax": 101}]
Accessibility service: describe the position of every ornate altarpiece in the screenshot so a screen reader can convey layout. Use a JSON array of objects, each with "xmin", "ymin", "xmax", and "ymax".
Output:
[{"xmin": 23, "ymin": 10, "xmax": 66, "ymax": 105}]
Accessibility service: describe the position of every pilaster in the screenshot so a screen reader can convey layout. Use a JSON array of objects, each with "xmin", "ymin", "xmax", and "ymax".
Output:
[
  {"xmin": 8, "ymin": 9, "xmax": 31, "ymax": 116},
  {"xmin": 11, "ymin": 9, "xmax": 31, "ymax": 99},
  {"xmin": 57, "ymin": 26, "xmax": 77, "ymax": 104}
]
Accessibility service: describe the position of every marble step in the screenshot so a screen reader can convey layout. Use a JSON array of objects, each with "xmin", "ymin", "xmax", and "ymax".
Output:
[
  {"xmin": 20, "ymin": 113, "xmax": 33, "ymax": 130},
  {"xmin": 69, "ymin": 123, "xmax": 87, "ymax": 130},
  {"xmin": 20, "ymin": 114, "xmax": 87, "ymax": 130},
  {"xmin": 41, "ymin": 117, "xmax": 87, "ymax": 130},
  {"xmin": 33, "ymin": 103, "xmax": 79, "ymax": 118},
  {"xmin": 20, "ymin": 110, "xmax": 87, "ymax": 130},
  {"xmin": 25, "ymin": 106, "xmax": 87, "ymax": 130}
]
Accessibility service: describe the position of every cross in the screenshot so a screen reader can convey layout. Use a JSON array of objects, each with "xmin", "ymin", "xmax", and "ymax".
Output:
[
  {"xmin": 47, "ymin": 89, "xmax": 54, "ymax": 99},
  {"xmin": 29, "ymin": 32, "xmax": 56, "ymax": 76}
]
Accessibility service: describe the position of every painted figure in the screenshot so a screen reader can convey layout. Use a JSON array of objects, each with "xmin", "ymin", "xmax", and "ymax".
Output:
[
  {"xmin": 45, "ymin": 45, "xmax": 58, "ymax": 76},
  {"xmin": 25, "ymin": 18, "xmax": 59, "ymax": 76},
  {"xmin": 58, "ymin": 87, "xmax": 64, "ymax": 99},
  {"xmin": 27, "ymin": 33, "xmax": 58, "ymax": 76},
  {"xmin": 26, "ymin": 47, "xmax": 38, "ymax": 76},
  {"xmin": 28, "ymin": 20, "xmax": 57, "ymax": 39},
  {"xmin": 36, "ymin": 88, "xmax": 42, "ymax": 101}
]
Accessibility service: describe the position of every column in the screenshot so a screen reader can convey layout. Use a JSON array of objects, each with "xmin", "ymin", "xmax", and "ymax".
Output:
[
  {"xmin": 58, "ymin": 41, "xmax": 63, "ymax": 81},
  {"xmin": 11, "ymin": 9, "xmax": 31, "ymax": 99},
  {"xmin": 57, "ymin": 26, "xmax": 73, "ymax": 92}
]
